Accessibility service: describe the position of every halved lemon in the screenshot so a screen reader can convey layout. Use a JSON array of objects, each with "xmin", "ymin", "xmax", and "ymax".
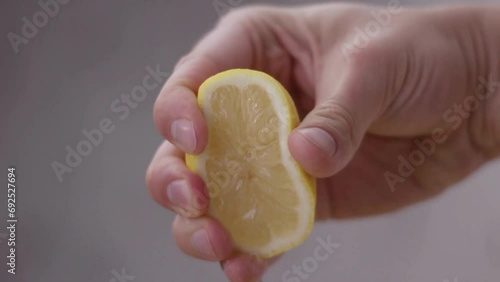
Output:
[{"xmin": 186, "ymin": 69, "xmax": 316, "ymax": 258}]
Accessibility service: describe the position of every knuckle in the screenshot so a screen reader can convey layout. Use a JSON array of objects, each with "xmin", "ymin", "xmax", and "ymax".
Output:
[
  {"xmin": 145, "ymin": 164, "xmax": 155, "ymax": 192},
  {"xmin": 153, "ymin": 98, "xmax": 170, "ymax": 139},
  {"xmin": 146, "ymin": 159, "xmax": 178, "ymax": 199},
  {"xmin": 174, "ymin": 53, "xmax": 218, "ymax": 78},
  {"xmin": 146, "ymin": 164, "xmax": 163, "ymax": 197},
  {"xmin": 162, "ymin": 163, "xmax": 182, "ymax": 187},
  {"xmin": 218, "ymin": 5, "xmax": 278, "ymax": 30},
  {"xmin": 172, "ymin": 216, "xmax": 186, "ymax": 243},
  {"xmin": 174, "ymin": 54, "xmax": 196, "ymax": 71},
  {"xmin": 172, "ymin": 217, "xmax": 198, "ymax": 253},
  {"xmin": 314, "ymin": 101, "xmax": 358, "ymax": 145},
  {"xmin": 219, "ymin": 6, "xmax": 263, "ymax": 25}
]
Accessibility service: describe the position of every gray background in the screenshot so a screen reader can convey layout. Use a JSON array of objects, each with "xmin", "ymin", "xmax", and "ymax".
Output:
[{"xmin": 1, "ymin": 0, "xmax": 500, "ymax": 281}]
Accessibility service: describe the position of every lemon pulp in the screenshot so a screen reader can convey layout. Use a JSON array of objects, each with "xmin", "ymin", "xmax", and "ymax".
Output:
[{"xmin": 186, "ymin": 69, "xmax": 316, "ymax": 258}]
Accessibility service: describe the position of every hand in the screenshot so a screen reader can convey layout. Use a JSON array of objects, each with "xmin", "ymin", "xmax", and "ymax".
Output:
[{"xmin": 146, "ymin": 4, "xmax": 500, "ymax": 281}]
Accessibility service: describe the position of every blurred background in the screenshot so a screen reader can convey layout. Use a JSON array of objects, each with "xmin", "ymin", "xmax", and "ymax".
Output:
[{"xmin": 1, "ymin": 0, "xmax": 500, "ymax": 281}]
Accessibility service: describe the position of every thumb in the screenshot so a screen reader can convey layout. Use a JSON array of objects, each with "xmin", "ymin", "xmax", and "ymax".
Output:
[{"xmin": 288, "ymin": 52, "xmax": 392, "ymax": 178}]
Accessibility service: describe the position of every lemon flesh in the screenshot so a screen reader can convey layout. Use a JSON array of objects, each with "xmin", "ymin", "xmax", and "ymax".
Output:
[{"xmin": 186, "ymin": 69, "xmax": 316, "ymax": 258}]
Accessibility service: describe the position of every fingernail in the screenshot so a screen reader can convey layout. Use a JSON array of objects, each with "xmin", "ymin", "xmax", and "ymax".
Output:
[
  {"xmin": 166, "ymin": 180, "xmax": 189, "ymax": 208},
  {"xmin": 297, "ymin": 127, "xmax": 336, "ymax": 157},
  {"xmin": 191, "ymin": 229, "xmax": 216, "ymax": 259},
  {"xmin": 171, "ymin": 119, "xmax": 196, "ymax": 153}
]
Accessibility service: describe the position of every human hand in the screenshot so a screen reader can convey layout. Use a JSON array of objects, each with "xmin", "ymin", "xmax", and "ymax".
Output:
[{"xmin": 146, "ymin": 4, "xmax": 500, "ymax": 281}]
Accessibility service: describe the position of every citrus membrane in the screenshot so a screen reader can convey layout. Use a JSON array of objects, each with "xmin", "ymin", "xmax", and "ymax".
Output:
[{"xmin": 186, "ymin": 69, "xmax": 316, "ymax": 258}]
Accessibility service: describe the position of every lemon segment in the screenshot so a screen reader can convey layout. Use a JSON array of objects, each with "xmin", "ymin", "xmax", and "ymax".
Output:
[{"xmin": 186, "ymin": 69, "xmax": 316, "ymax": 258}]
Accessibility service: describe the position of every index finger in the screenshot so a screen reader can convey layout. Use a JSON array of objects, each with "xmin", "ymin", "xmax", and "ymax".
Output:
[{"xmin": 153, "ymin": 9, "xmax": 261, "ymax": 154}]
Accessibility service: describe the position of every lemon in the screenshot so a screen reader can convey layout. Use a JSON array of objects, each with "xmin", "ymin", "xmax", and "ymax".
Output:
[{"xmin": 186, "ymin": 69, "xmax": 316, "ymax": 258}]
